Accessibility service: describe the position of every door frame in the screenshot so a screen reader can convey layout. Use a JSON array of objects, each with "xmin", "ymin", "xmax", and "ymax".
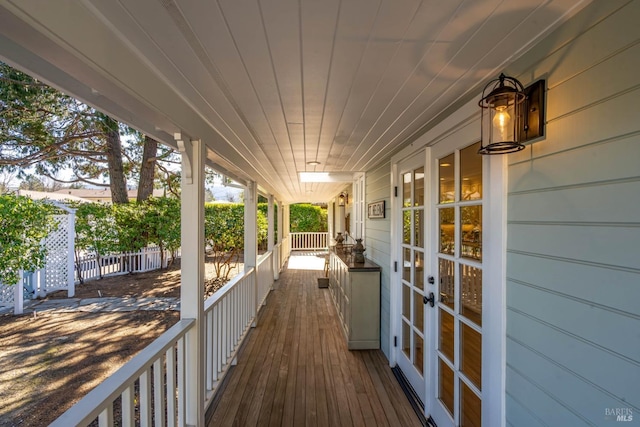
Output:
[
  {"xmin": 392, "ymin": 150, "xmax": 431, "ymax": 406},
  {"xmin": 389, "ymin": 98, "xmax": 507, "ymax": 426}
]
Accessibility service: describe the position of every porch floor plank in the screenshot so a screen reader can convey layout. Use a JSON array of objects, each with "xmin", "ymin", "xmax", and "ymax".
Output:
[{"xmin": 206, "ymin": 258, "xmax": 422, "ymax": 427}]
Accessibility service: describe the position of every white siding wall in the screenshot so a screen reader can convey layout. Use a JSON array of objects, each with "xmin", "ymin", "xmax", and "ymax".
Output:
[
  {"xmin": 505, "ymin": 1, "xmax": 640, "ymax": 425},
  {"xmin": 364, "ymin": 160, "xmax": 392, "ymax": 357}
]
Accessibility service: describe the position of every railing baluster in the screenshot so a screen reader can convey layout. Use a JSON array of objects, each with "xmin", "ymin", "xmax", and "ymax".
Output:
[
  {"xmin": 206, "ymin": 310, "xmax": 213, "ymax": 391},
  {"xmin": 153, "ymin": 358, "xmax": 166, "ymax": 427},
  {"xmin": 97, "ymin": 403, "xmax": 113, "ymax": 427},
  {"xmin": 166, "ymin": 345, "xmax": 176, "ymax": 427},
  {"xmin": 177, "ymin": 337, "xmax": 185, "ymax": 427},
  {"xmin": 122, "ymin": 384, "xmax": 135, "ymax": 427},
  {"xmin": 140, "ymin": 368, "xmax": 151, "ymax": 426}
]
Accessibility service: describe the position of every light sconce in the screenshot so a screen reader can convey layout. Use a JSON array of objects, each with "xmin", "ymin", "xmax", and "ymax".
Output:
[
  {"xmin": 338, "ymin": 192, "xmax": 348, "ymax": 206},
  {"xmin": 478, "ymin": 73, "xmax": 545, "ymax": 155}
]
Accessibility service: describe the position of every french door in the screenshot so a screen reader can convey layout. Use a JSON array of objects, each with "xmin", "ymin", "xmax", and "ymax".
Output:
[
  {"xmin": 428, "ymin": 141, "xmax": 484, "ymax": 426},
  {"xmin": 395, "ymin": 141, "xmax": 503, "ymax": 426},
  {"xmin": 396, "ymin": 154, "xmax": 428, "ymax": 404}
]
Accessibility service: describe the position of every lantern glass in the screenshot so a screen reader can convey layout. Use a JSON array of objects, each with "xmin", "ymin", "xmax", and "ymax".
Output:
[{"xmin": 478, "ymin": 74, "xmax": 526, "ymax": 154}]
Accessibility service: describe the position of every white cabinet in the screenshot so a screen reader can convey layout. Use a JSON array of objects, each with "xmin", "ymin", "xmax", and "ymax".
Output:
[{"xmin": 328, "ymin": 250, "xmax": 380, "ymax": 350}]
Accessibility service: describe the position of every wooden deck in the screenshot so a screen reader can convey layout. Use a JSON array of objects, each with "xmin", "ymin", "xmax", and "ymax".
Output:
[{"xmin": 206, "ymin": 256, "xmax": 423, "ymax": 427}]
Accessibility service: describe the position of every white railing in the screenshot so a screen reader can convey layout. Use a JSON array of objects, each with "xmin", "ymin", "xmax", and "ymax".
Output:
[
  {"xmin": 203, "ymin": 268, "xmax": 257, "ymax": 407},
  {"xmin": 76, "ymin": 247, "xmax": 176, "ymax": 283},
  {"xmin": 289, "ymin": 232, "xmax": 328, "ymax": 251},
  {"xmin": 52, "ymin": 246, "xmax": 281, "ymax": 425},
  {"xmin": 280, "ymin": 235, "xmax": 291, "ymax": 268},
  {"xmin": 50, "ymin": 318, "xmax": 196, "ymax": 427},
  {"xmin": 257, "ymin": 252, "xmax": 274, "ymax": 307}
]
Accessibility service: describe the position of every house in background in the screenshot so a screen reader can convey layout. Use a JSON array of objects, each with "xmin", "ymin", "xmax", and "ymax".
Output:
[
  {"xmin": 53, "ymin": 188, "xmax": 166, "ymax": 203},
  {"xmin": 0, "ymin": 0, "xmax": 638, "ymax": 425}
]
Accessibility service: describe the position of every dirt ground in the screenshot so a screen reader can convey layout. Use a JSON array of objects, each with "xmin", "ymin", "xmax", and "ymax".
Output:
[{"xmin": 0, "ymin": 262, "xmax": 185, "ymax": 427}]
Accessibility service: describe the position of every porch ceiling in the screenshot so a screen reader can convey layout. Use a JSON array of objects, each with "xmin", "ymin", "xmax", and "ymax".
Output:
[{"xmin": 0, "ymin": 0, "xmax": 591, "ymax": 203}]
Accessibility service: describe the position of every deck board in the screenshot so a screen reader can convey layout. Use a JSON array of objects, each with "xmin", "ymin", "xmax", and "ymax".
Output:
[{"xmin": 206, "ymin": 257, "xmax": 423, "ymax": 427}]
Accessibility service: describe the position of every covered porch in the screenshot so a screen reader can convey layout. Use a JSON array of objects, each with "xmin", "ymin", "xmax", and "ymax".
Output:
[
  {"xmin": 49, "ymin": 247, "xmax": 422, "ymax": 426},
  {"xmin": 206, "ymin": 252, "xmax": 421, "ymax": 426},
  {"xmin": 3, "ymin": 1, "xmax": 638, "ymax": 425}
]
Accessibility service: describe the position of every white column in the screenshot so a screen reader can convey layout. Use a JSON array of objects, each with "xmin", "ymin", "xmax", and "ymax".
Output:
[
  {"xmin": 275, "ymin": 201, "xmax": 283, "ymax": 279},
  {"xmin": 267, "ymin": 195, "xmax": 274, "ymax": 252},
  {"xmin": 282, "ymin": 203, "xmax": 290, "ymax": 257},
  {"xmin": 328, "ymin": 201, "xmax": 335, "ymax": 245},
  {"xmin": 267, "ymin": 195, "xmax": 275, "ymax": 281},
  {"xmin": 177, "ymin": 135, "xmax": 205, "ymax": 427},
  {"xmin": 244, "ymin": 181, "xmax": 258, "ymax": 326}
]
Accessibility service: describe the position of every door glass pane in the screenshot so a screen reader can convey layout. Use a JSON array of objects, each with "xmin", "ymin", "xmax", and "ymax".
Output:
[
  {"xmin": 403, "ymin": 248, "xmax": 411, "ymax": 282},
  {"xmin": 461, "ymin": 264, "xmax": 482, "ymax": 326},
  {"xmin": 461, "ymin": 380, "xmax": 482, "ymax": 427},
  {"xmin": 414, "ymin": 210, "xmax": 424, "ymax": 248},
  {"xmin": 440, "ymin": 208, "xmax": 454, "ymax": 255},
  {"xmin": 439, "ymin": 258, "xmax": 455, "ymax": 310},
  {"xmin": 439, "ymin": 309, "xmax": 454, "ymax": 363},
  {"xmin": 461, "ymin": 205, "xmax": 482, "ymax": 260},
  {"xmin": 414, "ymin": 290, "xmax": 424, "ymax": 333},
  {"xmin": 461, "ymin": 322, "xmax": 482, "ymax": 390},
  {"xmin": 403, "ymin": 172, "xmax": 412, "ymax": 207},
  {"xmin": 402, "ymin": 284, "xmax": 411, "ymax": 320},
  {"xmin": 414, "ymin": 167, "xmax": 425, "ymax": 206},
  {"xmin": 415, "ymin": 251, "xmax": 424, "ymax": 291},
  {"xmin": 439, "ymin": 154, "xmax": 455, "ymax": 203},
  {"xmin": 460, "ymin": 142, "xmax": 482, "ymax": 201},
  {"xmin": 403, "ymin": 210, "xmax": 411, "ymax": 244},
  {"xmin": 439, "ymin": 358, "xmax": 454, "ymax": 417},
  {"xmin": 402, "ymin": 320, "xmax": 411, "ymax": 358},
  {"xmin": 414, "ymin": 332, "xmax": 424, "ymax": 376}
]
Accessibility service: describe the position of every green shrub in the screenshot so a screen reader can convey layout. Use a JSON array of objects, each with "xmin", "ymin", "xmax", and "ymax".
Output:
[
  {"xmin": 289, "ymin": 203, "xmax": 327, "ymax": 232},
  {"xmin": 0, "ymin": 195, "xmax": 58, "ymax": 285}
]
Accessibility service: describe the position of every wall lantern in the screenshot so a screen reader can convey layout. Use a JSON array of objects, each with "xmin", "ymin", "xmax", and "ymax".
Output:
[
  {"xmin": 338, "ymin": 192, "xmax": 348, "ymax": 206},
  {"xmin": 478, "ymin": 73, "xmax": 545, "ymax": 155}
]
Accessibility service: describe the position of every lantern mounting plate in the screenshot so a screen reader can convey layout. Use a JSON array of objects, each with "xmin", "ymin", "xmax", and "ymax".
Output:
[{"xmin": 518, "ymin": 79, "xmax": 545, "ymax": 143}]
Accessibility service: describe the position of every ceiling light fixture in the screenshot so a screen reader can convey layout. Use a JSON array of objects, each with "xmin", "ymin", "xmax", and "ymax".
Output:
[{"xmin": 307, "ymin": 160, "xmax": 321, "ymax": 166}]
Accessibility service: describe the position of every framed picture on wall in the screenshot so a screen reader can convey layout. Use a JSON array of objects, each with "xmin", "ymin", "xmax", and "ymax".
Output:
[{"xmin": 367, "ymin": 200, "xmax": 385, "ymax": 219}]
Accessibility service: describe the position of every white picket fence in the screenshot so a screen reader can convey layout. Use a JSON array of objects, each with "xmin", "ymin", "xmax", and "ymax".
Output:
[{"xmin": 75, "ymin": 247, "xmax": 178, "ymax": 283}]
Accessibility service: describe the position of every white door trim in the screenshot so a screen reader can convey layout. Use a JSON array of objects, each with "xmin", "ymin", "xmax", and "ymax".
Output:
[{"xmin": 389, "ymin": 96, "xmax": 506, "ymax": 426}]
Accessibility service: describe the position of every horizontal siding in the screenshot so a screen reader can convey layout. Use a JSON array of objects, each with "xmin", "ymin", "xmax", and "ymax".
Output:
[
  {"xmin": 365, "ymin": 160, "xmax": 392, "ymax": 358},
  {"xmin": 509, "ymin": 132, "xmax": 640, "ymax": 195},
  {"xmin": 508, "ymin": 280, "xmax": 640, "ymax": 370},
  {"xmin": 508, "ymin": 252, "xmax": 640, "ymax": 323},
  {"xmin": 507, "ymin": 307, "xmax": 639, "ymax": 409},
  {"xmin": 508, "ymin": 224, "xmax": 640, "ymax": 270},
  {"xmin": 505, "ymin": 395, "xmax": 547, "ymax": 427},
  {"xmin": 506, "ymin": 1, "xmax": 640, "ymax": 425}
]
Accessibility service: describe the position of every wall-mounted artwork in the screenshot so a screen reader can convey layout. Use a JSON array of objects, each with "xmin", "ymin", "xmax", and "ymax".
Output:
[{"xmin": 367, "ymin": 200, "xmax": 385, "ymax": 219}]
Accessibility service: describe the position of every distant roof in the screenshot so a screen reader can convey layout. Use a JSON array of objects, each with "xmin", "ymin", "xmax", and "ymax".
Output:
[
  {"xmin": 53, "ymin": 188, "xmax": 165, "ymax": 199},
  {"xmin": 18, "ymin": 189, "xmax": 89, "ymax": 203}
]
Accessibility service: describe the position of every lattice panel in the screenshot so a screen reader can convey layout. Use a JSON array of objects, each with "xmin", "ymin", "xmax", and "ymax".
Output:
[
  {"xmin": 0, "ymin": 283, "xmax": 14, "ymax": 306},
  {"xmin": 44, "ymin": 214, "xmax": 72, "ymax": 292}
]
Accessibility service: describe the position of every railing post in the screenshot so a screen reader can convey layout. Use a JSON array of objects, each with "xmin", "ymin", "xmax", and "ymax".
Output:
[
  {"xmin": 244, "ymin": 181, "xmax": 258, "ymax": 327},
  {"xmin": 177, "ymin": 134, "xmax": 205, "ymax": 427},
  {"xmin": 67, "ymin": 212, "xmax": 75, "ymax": 297},
  {"xmin": 268, "ymin": 195, "xmax": 277, "ymax": 282},
  {"xmin": 14, "ymin": 270, "xmax": 23, "ymax": 315}
]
